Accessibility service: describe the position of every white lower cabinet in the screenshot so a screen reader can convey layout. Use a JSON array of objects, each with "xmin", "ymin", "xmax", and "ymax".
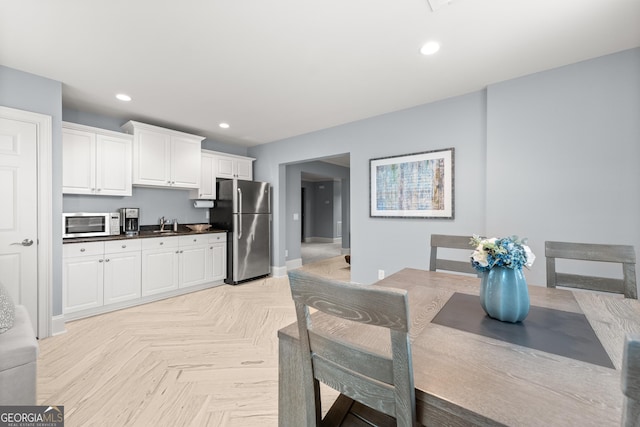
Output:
[
  {"xmin": 63, "ymin": 248, "xmax": 104, "ymax": 314},
  {"xmin": 65, "ymin": 233, "xmax": 227, "ymax": 318},
  {"xmin": 103, "ymin": 241, "xmax": 142, "ymax": 304},
  {"xmin": 179, "ymin": 235, "xmax": 209, "ymax": 288},
  {"xmin": 207, "ymin": 233, "xmax": 227, "ymax": 282},
  {"xmin": 141, "ymin": 236, "xmax": 180, "ymax": 296},
  {"xmin": 63, "ymin": 240, "xmax": 142, "ymax": 314}
]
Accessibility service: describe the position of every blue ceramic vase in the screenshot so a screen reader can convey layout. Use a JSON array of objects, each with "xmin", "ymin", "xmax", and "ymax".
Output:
[{"xmin": 480, "ymin": 266, "xmax": 530, "ymax": 323}]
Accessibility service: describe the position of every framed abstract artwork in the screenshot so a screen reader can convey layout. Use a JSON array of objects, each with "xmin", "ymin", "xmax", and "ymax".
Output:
[{"xmin": 370, "ymin": 148, "xmax": 454, "ymax": 218}]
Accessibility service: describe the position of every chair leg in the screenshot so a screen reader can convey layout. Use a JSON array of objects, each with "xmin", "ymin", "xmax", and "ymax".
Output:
[{"xmin": 322, "ymin": 394, "xmax": 355, "ymax": 427}]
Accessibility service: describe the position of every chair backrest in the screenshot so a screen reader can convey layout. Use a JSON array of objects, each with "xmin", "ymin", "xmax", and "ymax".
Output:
[
  {"xmin": 287, "ymin": 270, "xmax": 416, "ymax": 427},
  {"xmin": 545, "ymin": 241, "xmax": 637, "ymax": 299},
  {"xmin": 429, "ymin": 234, "xmax": 477, "ymax": 275},
  {"xmin": 622, "ymin": 335, "xmax": 640, "ymax": 426}
]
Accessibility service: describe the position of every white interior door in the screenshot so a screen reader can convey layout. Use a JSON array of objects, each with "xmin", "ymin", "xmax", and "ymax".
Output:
[{"xmin": 0, "ymin": 117, "xmax": 38, "ymax": 330}]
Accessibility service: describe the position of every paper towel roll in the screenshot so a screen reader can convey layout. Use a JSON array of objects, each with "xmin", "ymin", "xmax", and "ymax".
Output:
[{"xmin": 193, "ymin": 200, "xmax": 214, "ymax": 208}]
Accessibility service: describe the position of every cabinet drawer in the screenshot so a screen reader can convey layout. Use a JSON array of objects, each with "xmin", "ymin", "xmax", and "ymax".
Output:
[
  {"xmin": 141, "ymin": 236, "xmax": 180, "ymax": 250},
  {"xmin": 63, "ymin": 241, "xmax": 104, "ymax": 258},
  {"xmin": 105, "ymin": 239, "xmax": 142, "ymax": 254},
  {"xmin": 179, "ymin": 235, "xmax": 208, "ymax": 247},
  {"xmin": 208, "ymin": 233, "xmax": 227, "ymax": 244}
]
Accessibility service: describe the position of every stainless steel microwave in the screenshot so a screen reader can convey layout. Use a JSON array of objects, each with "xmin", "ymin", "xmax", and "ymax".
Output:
[{"xmin": 62, "ymin": 212, "xmax": 121, "ymax": 238}]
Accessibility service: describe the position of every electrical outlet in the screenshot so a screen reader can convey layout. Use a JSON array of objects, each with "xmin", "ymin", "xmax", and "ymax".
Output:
[
  {"xmin": 205, "ymin": 210, "xmax": 210, "ymax": 219},
  {"xmin": 378, "ymin": 269, "xmax": 385, "ymax": 280},
  {"xmin": 285, "ymin": 250, "xmax": 288, "ymax": 257}
]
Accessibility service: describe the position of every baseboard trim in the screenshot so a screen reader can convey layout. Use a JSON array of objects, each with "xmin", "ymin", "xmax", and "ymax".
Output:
[
  {"xmin": 305, "ymin": 237, "xmax": 341, "ymax": 244},
  {"xmin": 286, "ymin": 258, "xmax": 303, "ymax": 270},
  {"xmin": 271, "ymin": 265, "xmax": 287, "ymax": 278},
  {"xmin": 51, "ymin": 315, "xmax": 66, "ymax": 336},
  {"xmin": 63, "ymin": 280, "xmax": 225, "ymax": 322},
  {"xmin": 341, "ymin": 248, "xmax": 351, "ymax": 255}
]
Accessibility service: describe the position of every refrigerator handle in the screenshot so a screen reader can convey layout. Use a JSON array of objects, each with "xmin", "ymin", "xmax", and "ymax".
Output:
[{"xmin": 237, "ymin": 187, "xmax": 243, "ymax": 239}]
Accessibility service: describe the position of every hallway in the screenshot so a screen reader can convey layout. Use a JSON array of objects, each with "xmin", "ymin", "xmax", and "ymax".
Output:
[{"xmin": 301, "ymin": 241, "xmax": 342, "ymax": 265}]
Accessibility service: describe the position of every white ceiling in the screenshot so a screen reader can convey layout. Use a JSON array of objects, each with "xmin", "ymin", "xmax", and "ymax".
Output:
[{"xmin": 1, "ymin": 1, "xmax": 638, "ymax": 147}]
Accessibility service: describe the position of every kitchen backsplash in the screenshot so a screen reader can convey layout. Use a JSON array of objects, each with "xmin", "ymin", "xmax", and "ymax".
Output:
[{"xmin": 63, "ymin": 186, "xmax": 208, "ymax": 226}]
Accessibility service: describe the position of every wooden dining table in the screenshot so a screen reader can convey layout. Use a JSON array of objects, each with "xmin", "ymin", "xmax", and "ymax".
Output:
[{"xmin": 278, "ymin": 268, "xmax": 640, "ymax": 426}]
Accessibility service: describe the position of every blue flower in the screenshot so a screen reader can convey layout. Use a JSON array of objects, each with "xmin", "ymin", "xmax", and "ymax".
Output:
[{"xmin": 470, "ymin": 235, "xmax": 535, "ymax": 272}]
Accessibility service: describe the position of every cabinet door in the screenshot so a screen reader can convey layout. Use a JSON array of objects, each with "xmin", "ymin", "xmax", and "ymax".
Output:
[
  {"xmin": 134, "ymin": 128, "xmax": 171, "ymax": 186},
  {"xmin": 62, "ymin": 128, "xmax": 96, "ymax": 194},
  {"xmin": 191, "ymin": 153, "xmax": 215, "ymax": 199},
  {"xmin": 215, "ymin": 156, "xmax": 235, "ymax": 179},
  {"xmin": 63, "ymin": 255, "xmax": 104, "ymax": 313},
  {"xmin": 208, "ymin": 243, "xmax": 226, "ymax": 282},
  {"xmin": 103, "ymin": 251, "xmax": 141, "ymax": 304},
  {"xmin": 180, "ymin": 244, "xmax": 208, "ymax": 287},
  {"xmin": 96, "ymin": 134, "xmax": 132, "ymax": 196},
  {"xmin": 235, "ymin": 159, "xmax": 253, "ymax": 180},
  {"xmin": 170, "ymin": 136, "xmax": 201, "ymax": 188},
  {"xmin": 141, "ymin": 248, "xmax": 179, "ymax": 296}
]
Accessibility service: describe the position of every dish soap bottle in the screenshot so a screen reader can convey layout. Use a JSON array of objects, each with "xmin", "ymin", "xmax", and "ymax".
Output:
[{"xmin": 173, "ymin": 219, "xmax": 178, "ymax": 232}]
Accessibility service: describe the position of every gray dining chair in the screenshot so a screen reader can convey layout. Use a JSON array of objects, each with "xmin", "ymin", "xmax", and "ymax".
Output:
[
  {"xmin": 430, "ymin": 234, "xmax": 477, "ymax": 275},
  {"xmin": 287, "ymin": 270, "xmax": 417, "ymax": 427},
  {"xmin": 622, "ymin": 335, "xmax": 640, "ymax": 426},
  {"xmin": 545, "ymin": 241, "xmax": 637, "ymax": 299}
]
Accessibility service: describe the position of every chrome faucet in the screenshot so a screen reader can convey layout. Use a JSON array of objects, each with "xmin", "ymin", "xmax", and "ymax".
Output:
[{"xmin": 159, "ymin": 216, "xmax": 167, "ymax": 231}]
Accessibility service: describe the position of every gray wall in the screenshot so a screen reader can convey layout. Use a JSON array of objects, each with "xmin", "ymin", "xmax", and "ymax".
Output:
[
  {"xmin": 250, "ymin": 48, "xmax": 640, "ymax": 286},
  {"xmin": 301, "ymin": 180, "xmax": 344, "ymax": 240},
  {"xmin": 0, "ymin": 65, "xmax": 63, "ymax": 315},
  {"xmin": 313, "ymin": 181, "xmax": 335, "ymax": 239},
  {"xmin": 485, "ymin": 48, "xmax": 640, "ymax": 283}
]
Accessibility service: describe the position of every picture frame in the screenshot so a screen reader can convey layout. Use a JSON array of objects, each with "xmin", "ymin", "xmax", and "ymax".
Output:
[{"xmin": 370, "ymin": 147, "xmax": 454, "ymax": 218}]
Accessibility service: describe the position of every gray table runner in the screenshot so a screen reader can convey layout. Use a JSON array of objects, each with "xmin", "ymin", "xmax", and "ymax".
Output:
[{"xmin": 431, "ymin": 292, "xmax": 614, "ymax": 369}]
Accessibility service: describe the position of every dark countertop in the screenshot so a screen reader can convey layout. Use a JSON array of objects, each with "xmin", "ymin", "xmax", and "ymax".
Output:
[{"xmin": 63, "ymin": 225, "xmax": 228, "ymax": 244}]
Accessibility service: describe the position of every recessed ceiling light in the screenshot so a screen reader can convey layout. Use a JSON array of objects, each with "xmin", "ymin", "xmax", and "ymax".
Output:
[
  {"xmin": 116, "ymin": 93, "xmax": 132, "ymax": 102},
  {"xmin": 420, "ymin": 41, "xmax": 440, "ymax": 56},
  {"xmin": 219, "ymin": 123, "xmax": 230, "ymax": 129}
]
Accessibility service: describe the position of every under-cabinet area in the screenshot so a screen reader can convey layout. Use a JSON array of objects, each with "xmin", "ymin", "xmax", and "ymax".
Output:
[{"xmin": 63, "ymin": 232, "xmax": 227, "ymax": 320}]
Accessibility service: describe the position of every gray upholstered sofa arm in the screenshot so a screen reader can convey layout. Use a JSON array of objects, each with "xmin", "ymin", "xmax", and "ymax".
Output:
[{"xmin": 0, "ymin": 305, "xmax": 39, "ymax": 405}]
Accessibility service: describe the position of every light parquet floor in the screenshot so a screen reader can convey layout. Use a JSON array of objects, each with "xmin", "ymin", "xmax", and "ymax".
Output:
[{"xmin": 37, "ymin": 256, "xmax": 350, "ymax": 427}]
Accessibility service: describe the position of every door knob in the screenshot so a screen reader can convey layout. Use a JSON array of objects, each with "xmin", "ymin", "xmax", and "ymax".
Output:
[{"xmin": 11, "ymin": 239, "xmax": 33, "ymax": 247}]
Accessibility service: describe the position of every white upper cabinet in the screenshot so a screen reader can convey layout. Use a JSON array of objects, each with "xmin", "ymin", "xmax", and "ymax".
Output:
[
  {"xmin": 121, "ymin": 120, "xmax": 204, "ymax": 189},
  {"xmin": 190, "ymin": 150, "xmax": 255, "ymax": 199},
  {"xmin": 190, "ymin": 151, "xmax": 216, "ymax": 199},
  {"xmin": 214, "ymin": 152, "xmax": 254, "ymax": 181},
  {"xmin": 62, "ymin": 122, "xmax": 132, "ymax": 196}
]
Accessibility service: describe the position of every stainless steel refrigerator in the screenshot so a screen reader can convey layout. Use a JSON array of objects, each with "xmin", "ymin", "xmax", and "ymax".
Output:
[{"xmin": 210, "ymin": 179, "xmax": 271, "ymax": 285}]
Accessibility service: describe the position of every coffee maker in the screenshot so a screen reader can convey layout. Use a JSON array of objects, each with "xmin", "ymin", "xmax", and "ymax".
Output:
[{"xmin": 120, "ymin": 208, "xmax": 140, "ymax": 236}]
